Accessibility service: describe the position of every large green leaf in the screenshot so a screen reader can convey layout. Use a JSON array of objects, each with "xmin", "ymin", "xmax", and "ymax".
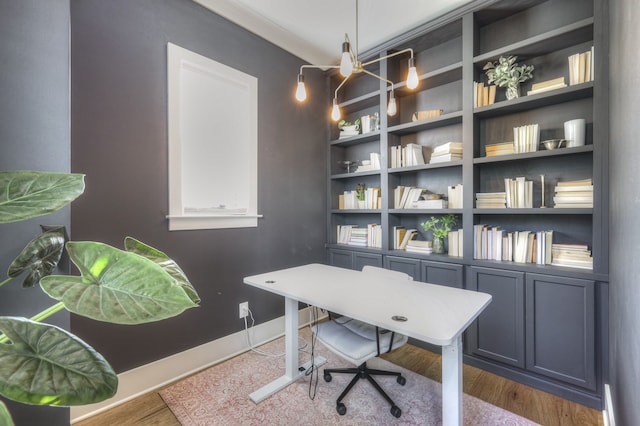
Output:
[
  {"xmin": 124, "ymin": 237, "xmax": 200, "ymax": 304},
  {"xmin": 0, "ymin": 317, "xmax": 117, "ymax": 406},
  {"xmin": 40, "ymin": 242, "xmax": 198, "ymax": 324},
  {"xmin": 0, "ymin": 171, "xmax": 85, "ymax": 224},
  {"xmin": 0, "ymin": 400, "xmax": 14, "ymax": 426},
  {"xmin": 7, "ymin": 227, "xmax": 66, "ymax": 288}
]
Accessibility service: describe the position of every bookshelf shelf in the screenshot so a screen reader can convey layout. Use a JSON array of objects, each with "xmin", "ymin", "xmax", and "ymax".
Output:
[{"xmin": 325, "ymin": 0, "xmax": 607, "ymax": 410}]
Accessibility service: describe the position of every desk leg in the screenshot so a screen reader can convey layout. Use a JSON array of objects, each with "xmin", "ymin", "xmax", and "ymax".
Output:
[
  {"xmin": 441, "ymin": 335, "xmax": 463, "ymax": 426},
  {"xmin": 249, "ymin": 297, "xmax": 326, "ymax": 403}
]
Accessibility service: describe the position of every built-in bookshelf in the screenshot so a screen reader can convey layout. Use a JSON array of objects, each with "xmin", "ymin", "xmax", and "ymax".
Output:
[{"xmin": 325, "ymin": 0, "xmax": 608, "ymax": 410}]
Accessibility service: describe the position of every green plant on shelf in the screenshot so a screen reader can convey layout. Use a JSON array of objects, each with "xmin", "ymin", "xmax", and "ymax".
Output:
[
  {"xmin": 420, "ymin": 214, "xmax": 457, "ymax": 240},
  {"xmin": 483, "ymin": 55, "xmax": 534, "ymax": 100},
  {"xmin": 355, "ymin": 183, "xmax": 367, "ymax": 201},
  {"xmin": 337, "ymin": 118, "xmax": 360, "ymax": 129}
]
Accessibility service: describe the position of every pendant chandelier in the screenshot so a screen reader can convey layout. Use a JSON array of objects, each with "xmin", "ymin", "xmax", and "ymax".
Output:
[{"xmin": 294, "ymin": 0, "xmax": 419, "ymax": 121}]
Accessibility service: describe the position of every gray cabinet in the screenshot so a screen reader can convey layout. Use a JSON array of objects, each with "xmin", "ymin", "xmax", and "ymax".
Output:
[
  {"xmin": 422, "ymin": 260, "xmax": 463, "ymax": 288},
  {"xmin": 468, "ymin": 266, "xmax": 526, "ymax": 368},
  {"xmin": 384, "ymin": 255, "xmax": 421, "ymax": 279},
  {"xmin": 328, "ymin": 248, "xmax": 382, "ymax": 270},
  {"xmin": 526, "ymin": 273, "xmax": 596, "ymax": 390}
]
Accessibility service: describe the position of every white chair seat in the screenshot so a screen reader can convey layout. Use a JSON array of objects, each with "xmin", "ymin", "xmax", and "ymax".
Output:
[{"xmin": 313, "ymin": 317, "xmax": 408, "ymax": 365}]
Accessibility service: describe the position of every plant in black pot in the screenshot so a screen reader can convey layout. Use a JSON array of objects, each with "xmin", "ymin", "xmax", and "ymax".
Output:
[{"xmin": 0, "ymin": 171, "xmax": 200, "ymax": 425}]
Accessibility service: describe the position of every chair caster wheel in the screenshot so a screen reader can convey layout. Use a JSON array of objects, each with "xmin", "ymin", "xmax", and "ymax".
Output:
[
  {"xmin": 337, "ymin": 402, "xmax": 347, "ymax": 415},
  {"xmin": 390, "ymin": 405, "xmax": 402, "ymax": 418},
  {"xmin": 397, "ymin": 375, "xmax": 406, "ymax": 386},
  {"xmin": 323, "ymin": 372, "xmax": 332, "ymax": 382}
]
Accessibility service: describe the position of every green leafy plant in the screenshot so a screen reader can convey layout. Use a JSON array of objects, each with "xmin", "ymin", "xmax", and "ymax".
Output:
[
  {"xmin": 420, "ymin": 214, "xmax": 457, "ymax": 239},
  {"xmin": 337, "ymin": 118, "xmax": 360, "ymax": 129},
  {"xmin": 355, "ymin": 183, "xmax": 367, "ymax": 201},
  {"xmin": 0, "ymin": 171, "xmax": 201, "ymax": 425},
  {"xmin": 483, "ymin": 55, "xmax": 534, "ymax": 99}
]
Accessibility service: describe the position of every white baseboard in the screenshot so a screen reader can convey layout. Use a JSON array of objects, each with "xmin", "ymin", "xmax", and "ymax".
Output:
[
  {"xmin": 603, "ymin": 383, "xmax": 615, "ymax": 426},
  {"xmin": 71, "ymin": 306, "xmax": 325, "ymax": 423}
]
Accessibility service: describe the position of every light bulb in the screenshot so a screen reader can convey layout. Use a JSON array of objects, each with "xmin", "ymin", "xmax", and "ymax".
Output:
[
  {"xmin": 406, "ymin": 57, "xmax": 419, "ymax": 90},
  {"xmin": 387, "ymin": 92, "xmax": 397, "ymax": 116},
  {"xmin": 340, "ymin": 42, "xmax": 353, "ymax": 77},
  {"xmin": 331, "ymin": 98, "xmax": 341, "ymax": 121},
  {"xmin": 295, "ymin": 74, "xmax": 306, "ymax": 102}
]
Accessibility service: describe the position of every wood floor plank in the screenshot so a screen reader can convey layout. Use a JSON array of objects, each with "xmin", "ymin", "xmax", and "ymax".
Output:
[{"xmin": 75, "ymin": 343, "xmax": 603, "ymax": 426}]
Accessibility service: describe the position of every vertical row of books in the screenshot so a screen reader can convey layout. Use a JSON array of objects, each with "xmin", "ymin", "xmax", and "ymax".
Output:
[
  {"xmin": 447, "ymin": 229, "xmax": 463, "ymax": 257},
  {"xmin": 337, "ymin": 224, "xmax": 382, "ymax": 248},
  {"xmin": 475, "ymin": 177, "xmax": 533, "ymax": 208},
  {"xmin": 393, "ymin": 226, "xmax": 417, "ymax": 250},
  {"xmin": 513, "ymin": 123, "xmax": 539, "ymax": 153},
  {"xmin": 473, "ymin": 82, "xmax": 496, "ymax": 107},
  {"xmin": 393, "ymin": 187, "xmax": 447, "ymax": 209},
  {"xmin": 389, "ymin": 143, "xmax": 425, "ymax": 167},
  {"xmin": 553, "ymin": 178, "xmax": 593, "ymax": 208},
  {"xmin": 338, "ymin": 187, "xmax": 381, "ymax": 209},
  {"xmin": 568, "ymin": 46, "xmax": 594, "ymax": 86},
  {"xmin": 473, "ymin": 225, "xmax": 554, "ymax": 264}
]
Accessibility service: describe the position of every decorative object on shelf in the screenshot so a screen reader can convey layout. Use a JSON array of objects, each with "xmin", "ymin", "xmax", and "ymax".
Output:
[
  {"xmin": 338, "ymin": 118, "xmax": 360, "ymax": 138},
  {"xmin": 412, "ymin": 109, "xmax": 443, "ymax": 122},
  {"xmin": 483, "ymin": 55, "xmax": 534, "ymax": 100},
  {"xmin": 563, "ymin": 119, "xmax": 586, "ymax": 147},
  {"xmin": 420, "ymin": 214, "xmax": 457, "ymax": 254},
  {"xmin": 541, "ymin": 139, "xmax": 565, "ymax": 150},
  {"xmin": 360, "ymin": 113, "xmax": 379, "ymax": 134},
  {"xmin": 337, "ymin": 160, "xmax": 358, "ymax": 173},
  {"xmin": 293, "ymin": 0, "xmax": 419, "ymax": 121},
  {"xmin": 355, "ymin": 183, "xmax": 367, "ymax": 209}
]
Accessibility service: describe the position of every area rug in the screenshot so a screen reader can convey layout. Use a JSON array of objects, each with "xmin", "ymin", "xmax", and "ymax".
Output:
[{"xmin": 160, "ymin": 330, "xmax": 539, "ymax": 425}]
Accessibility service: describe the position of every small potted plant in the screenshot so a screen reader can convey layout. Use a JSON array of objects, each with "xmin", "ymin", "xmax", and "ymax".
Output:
[
  {"xmin": 483, "ymin": 55, "xmax": 534, "ymax": 100},
  {"xmin": 420, "ymin": 214, "xmax": 457, "ymax": 254},
  {"xmin": 355, "ymin": 183, "xmax": 367, "ymax": 209},
  {"xmin": 338, "ymin": 119, "xmax": 361, "ymax": 135}
]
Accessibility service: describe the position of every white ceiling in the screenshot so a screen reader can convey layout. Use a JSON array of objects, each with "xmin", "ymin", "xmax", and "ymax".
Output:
[{"xmin": 194, "ymin": 0, "xmax": 475, "ymax": 65}]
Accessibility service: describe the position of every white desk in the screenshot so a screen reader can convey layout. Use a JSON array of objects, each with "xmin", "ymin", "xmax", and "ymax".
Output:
[{"xmin": 244, "ymin": 263, "xmax": 492, "ymax": 426}]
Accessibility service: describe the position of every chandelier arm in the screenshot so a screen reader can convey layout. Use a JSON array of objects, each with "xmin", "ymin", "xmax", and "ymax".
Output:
[
  {"xmin": 360, "ymin": 68, "xmax": 394, "ymax": 91},
  {"xmin": 334, "ymin": 73, "xmax": 352, "ymax": 99},
  {"xmin": 361, "ymin": 48, "xmax": 415, "ymax": 68},
  {"xmin": 300, "ymin": 64, "xmax": 340, "ymax": 74}
]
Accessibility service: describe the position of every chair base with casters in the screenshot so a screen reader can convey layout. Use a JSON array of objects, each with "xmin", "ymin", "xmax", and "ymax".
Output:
[
  {"xmin": 313, "ymin": 316, "xmax": 409, "ymax": 418},
  {"xmin": 323, "ymin": 359, "xmax": 406, "ymax": 418}
]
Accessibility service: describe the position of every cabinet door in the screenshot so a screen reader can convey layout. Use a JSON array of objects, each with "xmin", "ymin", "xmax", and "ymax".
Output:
[
  {"xmin": 328, "ymin": 248, "xmax": 354, "ymax": 269},
  {"xmin": 421, "ymin": 260, "xmax": 463, "ymax": 288},
  {"xmin": 384, "ymin": 256, "xmax": 421, "ymax": 280},
  {"xmin": 354, "ymin": 252, "xmax": 383, "ymax": 270},
  {"xmin": 526, "ymin": 273, "xmax": 596, "ymax": 390},
  {"xmin": 468, "ymin": 266, "xmax": 525, "ymax": 368}
]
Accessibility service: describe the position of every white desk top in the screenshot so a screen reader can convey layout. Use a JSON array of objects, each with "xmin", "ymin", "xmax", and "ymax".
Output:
[{"xmin": 244, "ymin": 263, "xmax": 492, "ymax": 347}]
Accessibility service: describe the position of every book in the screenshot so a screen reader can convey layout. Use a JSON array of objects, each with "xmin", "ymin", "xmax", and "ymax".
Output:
[
  {"xmin": 531, "ymin": 77, "xmax": 566, "ymax": 91},
  {"xmin": 433, "ymin": 142, "xmax": 463, "ymax": 153},
  {"xmin": 485, "ymin": 141, "xmax": 515, "ymax": 157},
  {"xmin": 448, "ymin": 184, "xmax": 463, "ymax": 209}
]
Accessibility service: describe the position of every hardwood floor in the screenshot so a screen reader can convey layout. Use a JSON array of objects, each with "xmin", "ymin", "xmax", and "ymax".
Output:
[{"xmin": 75, "ymin": 344, "xmax": 604, "ymax": 426}]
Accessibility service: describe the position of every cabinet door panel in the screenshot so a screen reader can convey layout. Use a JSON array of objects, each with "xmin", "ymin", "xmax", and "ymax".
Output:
[
  {"xmin": 328, "ymin": 248, "xmax": 354, "ymax": 269},
  {"xmin": 354, "ymin": 252, "xmax": 383, "ymax": 270},
  {"xmin": 526, "ymin": 273, "xmax": 596, "ymax": 390},
  {"xmin": 421, "ymin": 260, "xmax": 463, "ymax": 288},
  {"xmin": 384, "ymin": 256, "xmax": 421, "ymax": 280},
  {"xmin": 468, "ymin": 267, "xmax": 525, "ymax": 368}
]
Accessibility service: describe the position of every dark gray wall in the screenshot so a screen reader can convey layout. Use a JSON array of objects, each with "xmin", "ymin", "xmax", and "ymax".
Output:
[
  {"xmin": 0, "ymin": 1, "xmax": 71, "ymax": 424},
  {"xmin": 609, "ymin": 0, "xmax": 640, "ymax": 424},
  {"xmin": 70, "ymin": 0, "xmax": 327, "ymax": 372}
]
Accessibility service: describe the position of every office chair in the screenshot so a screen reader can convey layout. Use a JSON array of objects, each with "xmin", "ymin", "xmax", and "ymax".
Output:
[{"xmin": 312, "ymin": 266, "xmax": 411, "ymax": 418}]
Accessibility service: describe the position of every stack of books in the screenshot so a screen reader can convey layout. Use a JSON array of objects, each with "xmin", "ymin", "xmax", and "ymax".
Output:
[
  {"xmin": 448, "ymin": 229, "xmax": 463, "ymax": 257},
  {"xmin": 430, "ymin": 142, "xmax": 463, "ymax": 164},
  {"xmin": 389, "ymin": 143, "xmax": 427, "ymax": 168},
  {"xmin": 338, "ymin": 128, "xmax": 359, "ymax": 139},
  {"xmin": 448, "ymin": 184, "xmax": 463, "ymax": 209},
  {"xmin": 551, "ymin": 243, "xmax": 593, "ymax": 269},
  {"xmin": 553, "ymin": 178, "xmax": 593, "ymax": 208},
  {"xmin": 513, "ymin": 123, "xmax": 540, "ymax": 153},
  {"xmin": 527, "ymin": 77, "xmax": 567, "ymax": 96},
  {"xmin": 568, "ymin": 46, "xmax": 594, "ymax": 86},
  {"xmin": 475, "ymin": 192, "xmax": 507, "ymax": 208},
  {"xmin": 355, "ymin": 153, "xmax": 381, "ymax": 172},
  {"xmin": 336, "ymin": 224, "xmax": 382, "ymax": 248},
  {"xmin": 393, "ymin": 226, "xmax": 418, "ymax": 250},
  {"xmin": 485, "ymin": 142, "xmax": 515, "ymax": 157},
  {"xmin": 505, "ymin": 176, "xmax": 533, "ymax": 208},
  {"xmin": 473, "ymin": 82, "xmax": 496, "ymax": 107},
  {"xmin": 405, "ymin": 240, "xmax": 433, "ymax": 254}
]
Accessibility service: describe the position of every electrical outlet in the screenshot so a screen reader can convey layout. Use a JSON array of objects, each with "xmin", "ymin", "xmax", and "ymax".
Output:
[{"xmin": 239, "ymin": 301, "xmax": 249, "ymax": 319}]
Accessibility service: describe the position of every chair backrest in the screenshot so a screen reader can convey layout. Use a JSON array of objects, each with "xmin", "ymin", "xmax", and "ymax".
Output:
[{"xmin": 361, "ymin": 265, "xmax": 413, "ymax": 281}]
